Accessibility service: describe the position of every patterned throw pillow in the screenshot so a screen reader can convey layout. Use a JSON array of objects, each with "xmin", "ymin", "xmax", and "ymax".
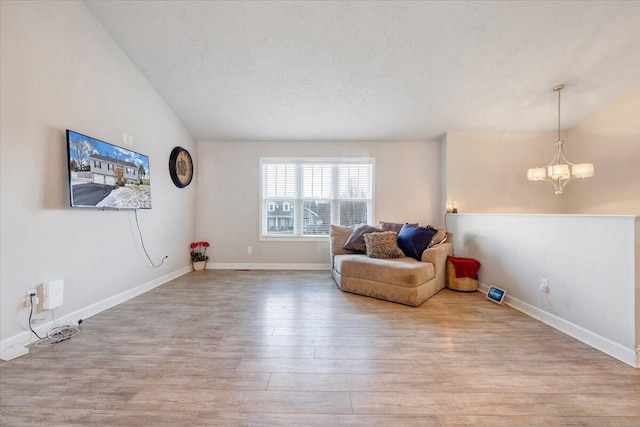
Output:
[{"xmin": 364, "ymin": 231, "xmax": 405, "ymax": 259}]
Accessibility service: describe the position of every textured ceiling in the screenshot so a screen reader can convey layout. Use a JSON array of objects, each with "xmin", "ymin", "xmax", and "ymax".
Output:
[{"xmin": 84, "ymin": 1, "xmax": 640, "ymax": 141}]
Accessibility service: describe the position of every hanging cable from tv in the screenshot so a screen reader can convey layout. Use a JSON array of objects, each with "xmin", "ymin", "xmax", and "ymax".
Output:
[{"xmin": 134, "ymin": 209, "xmax": 168, "ymax": 267}]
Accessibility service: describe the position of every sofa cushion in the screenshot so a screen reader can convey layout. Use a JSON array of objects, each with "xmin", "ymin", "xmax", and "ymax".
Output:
[
  {"xmin": 334, "ymin": 254, "xmax": 435, "ymax": 288},
  {"xmin": 330, "ymin": 224, "xmax": 356, "ymax": 256},
  {"xmin": 379, "ymin": 221, "xmax": 418, "ymax": 234},
  {"xmin": 397, "ymin": 224, "xmax": 438, "ymax": 260},
  {"xmin": 364, "ymin": 231, "xmax": 404, "ymax": 259},
  {"xmin": 343, "ymin": 224, "xmax": 382, "ymax": 253}
]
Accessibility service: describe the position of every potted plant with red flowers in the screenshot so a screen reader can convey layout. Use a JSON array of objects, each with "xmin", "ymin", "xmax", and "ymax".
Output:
[{"xmin": 190, "ymin": 241, "xmax": 210, "ymax": 271}]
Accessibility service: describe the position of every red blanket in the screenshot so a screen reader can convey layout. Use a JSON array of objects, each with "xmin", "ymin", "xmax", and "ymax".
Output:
[{"xmin": 447, "ymin": 256, "xmax": 481, "ymax": 280}]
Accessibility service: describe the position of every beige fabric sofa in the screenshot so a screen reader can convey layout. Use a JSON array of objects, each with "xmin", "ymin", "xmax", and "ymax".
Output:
[{"xmin": 330, "ymin": 225, "xmax": 453, "ymax": 307}]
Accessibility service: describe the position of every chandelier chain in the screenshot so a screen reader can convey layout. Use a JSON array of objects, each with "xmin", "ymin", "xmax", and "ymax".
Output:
[{"xmin": 557, "ymin": 86, "xmax": 561, "ymax": 140}]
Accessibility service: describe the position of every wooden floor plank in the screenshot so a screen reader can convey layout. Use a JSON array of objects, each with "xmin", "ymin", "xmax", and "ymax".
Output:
[{"xmin": 1, "ymin": 269, "xmax": 638, "ymax": 426}]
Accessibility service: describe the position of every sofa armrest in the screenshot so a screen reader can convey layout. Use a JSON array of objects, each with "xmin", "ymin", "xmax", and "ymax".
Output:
[{"xmin": 421, "ymin": 242, "xmax": 454, "ymax": 290}]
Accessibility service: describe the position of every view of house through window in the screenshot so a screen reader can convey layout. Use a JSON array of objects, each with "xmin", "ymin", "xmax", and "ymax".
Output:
[{"xmin": 261, "ymin": 158, "xmax": 374, "ymax": 238}]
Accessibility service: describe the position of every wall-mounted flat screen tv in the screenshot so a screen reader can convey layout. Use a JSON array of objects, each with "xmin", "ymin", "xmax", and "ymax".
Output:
[{"xmin": 66, "ymin": 130, "xmax": 151, "ymax": 209}]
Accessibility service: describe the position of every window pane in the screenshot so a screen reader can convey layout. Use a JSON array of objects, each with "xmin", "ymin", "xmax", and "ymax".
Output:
[
  {"xmin": 340, "ymin": 200, "xmax": 368, "ymax": 226},
  {"xmin": 338, "ymin": 164, "xmax": 371, "ymax": 199},
  {"xmin": 264, "ymin": 164, "xmax": 296, "ymax": 198},
  {"xmin": 303, "ymin": 200, "xmax": 330, "ymax": 235},
  {"xmin": 302, "ymin": 164, "xmax": 332, "ymax": 199},
  {"xmin": 265, "ymin": 200, "xmax": 295, "ymax": 234},
  {"xmin": 261, "ymin": 158, "xmax": 373, "ymax": 239}
]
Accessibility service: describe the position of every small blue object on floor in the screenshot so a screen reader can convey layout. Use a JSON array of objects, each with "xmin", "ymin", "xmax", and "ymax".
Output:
[{"xmin": 486, "ymin": 285, "xmax": 506, "ymax": 304}]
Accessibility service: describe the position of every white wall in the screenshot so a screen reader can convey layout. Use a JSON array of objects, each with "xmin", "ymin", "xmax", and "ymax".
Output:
[
  {"xmin": 196, "ymin": 140, "xmax": 441, "ymax": 267},
  {"xmin": 636, "ymin": 219, "xmax": 640, "ymax": 365},
  {"xmin": 0, "ymin": 1, "xmax": 196, "ymax": 353},
  {"xmin": 566, "ymin": 85, "xmax": 640, "ymax": 215},
  {"xmin": 447, "ymin": 213, "xmax": 638, "ymax": 367},
  {"xmin": 445, "ymin": 131, "xmax": 565, "ymax": 214}
]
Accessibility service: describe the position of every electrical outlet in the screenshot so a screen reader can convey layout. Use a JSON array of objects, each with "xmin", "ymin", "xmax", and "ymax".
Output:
[
  {"xmin": 539, "ymin": 278, "xmax": 549, "ymax": 293},
  {"xmin": 25, "ymin": 290, "xmax": 38, "ymax": 307}
]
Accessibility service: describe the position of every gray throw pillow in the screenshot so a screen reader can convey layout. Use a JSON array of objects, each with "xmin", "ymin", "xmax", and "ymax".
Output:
[{"xmin": 343, "ymin": 224, "xmax": 382, "ymax": 253}]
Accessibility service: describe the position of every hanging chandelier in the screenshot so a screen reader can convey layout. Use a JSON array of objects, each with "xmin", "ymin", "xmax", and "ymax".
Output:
[{"xmin": 527, "ymin": 84, "xmax": 594, "ymax": 195}]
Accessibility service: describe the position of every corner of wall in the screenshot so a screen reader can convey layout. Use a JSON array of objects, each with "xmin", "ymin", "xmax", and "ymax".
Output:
[
  {"xmin": 635, "ymin": 217, "xmax": 640, "ymax": 367},
  {"xmin": 439, "ymin": 133, "xmax": 448, "ymax": 225}
]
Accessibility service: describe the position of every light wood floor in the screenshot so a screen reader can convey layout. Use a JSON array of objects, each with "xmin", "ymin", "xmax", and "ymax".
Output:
[{"xmin": 1, "ymin": 270, "xmax": 639, "ymax": 426}]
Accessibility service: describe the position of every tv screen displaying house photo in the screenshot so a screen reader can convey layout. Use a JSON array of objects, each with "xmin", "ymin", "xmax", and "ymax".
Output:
[{"xmin": 66, "ymin": 130, "xmax": 152, "ymax": 209}]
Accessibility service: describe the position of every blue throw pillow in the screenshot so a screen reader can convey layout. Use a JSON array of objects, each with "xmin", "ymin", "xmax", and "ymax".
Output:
[{"xmin": 397, "ymin": 224, "xmax": 438, "ymax": 260}]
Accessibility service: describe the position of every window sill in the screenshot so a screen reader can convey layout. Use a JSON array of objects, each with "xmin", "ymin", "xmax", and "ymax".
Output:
[{"xmin": 259, "ymin": 235, "xmax": 329, "ymax": 242}]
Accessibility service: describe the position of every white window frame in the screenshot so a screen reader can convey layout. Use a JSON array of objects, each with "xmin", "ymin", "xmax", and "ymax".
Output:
[{"xmin": 260, "ymin": 157, "xmax": 375, "ymax": 241}]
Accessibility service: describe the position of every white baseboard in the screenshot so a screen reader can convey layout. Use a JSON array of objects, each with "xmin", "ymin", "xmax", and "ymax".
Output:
[
  {"xmin": 477, "ymin": 282, "xmax": 638, "ymax": 368},
  {"xmin": 0, "ymin": 345, "xmax": 29, "ymax": 361},
  {"xmin": 0, "ymin": 266, "xmax": 191, "ymax": 361},
  {"xmin": 208, "ymin": 262, "xmax": 331, "ymax": 270}
]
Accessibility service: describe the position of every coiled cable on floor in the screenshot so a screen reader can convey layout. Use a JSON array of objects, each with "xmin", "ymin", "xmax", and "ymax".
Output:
[
  {"xmin": 34, "ymin": 325, "xmax": 80, "ymax": 348},
  {"xmin": 28, "ymin": 293, "xmax": 81, "ymax": 347}
]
